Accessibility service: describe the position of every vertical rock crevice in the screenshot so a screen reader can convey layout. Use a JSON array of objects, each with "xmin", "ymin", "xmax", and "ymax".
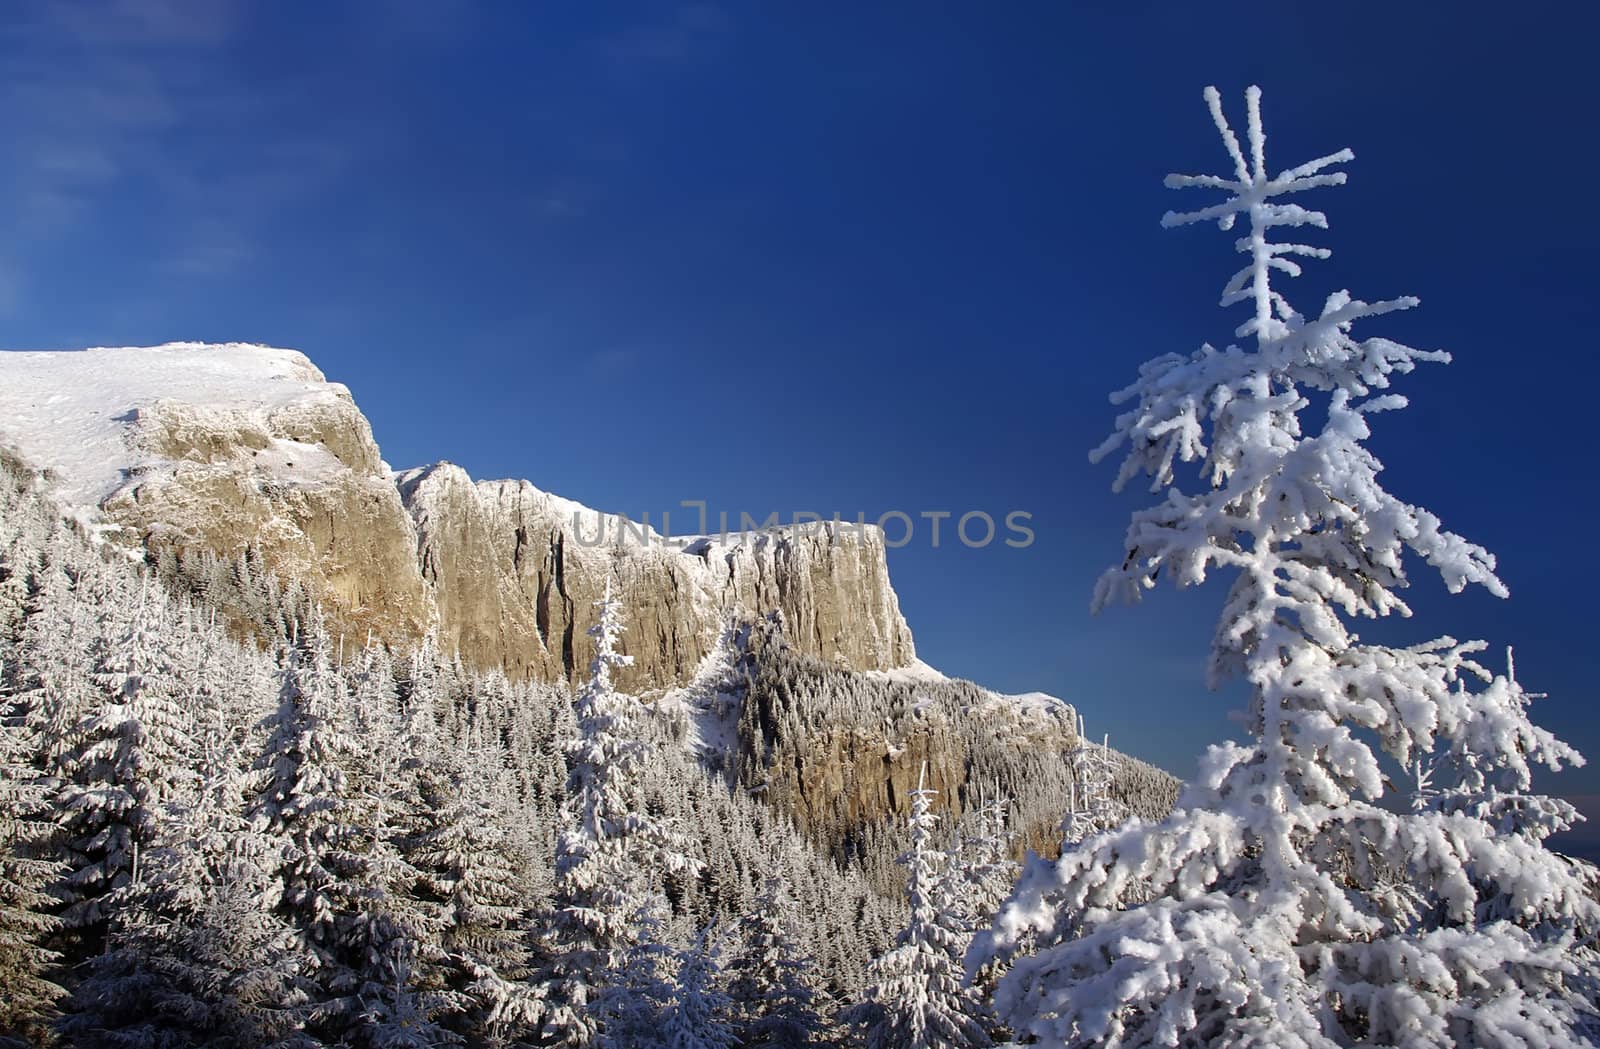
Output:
[{"xmin": 395, "ymin": 464, "xmax": 916, "ymax": 690}]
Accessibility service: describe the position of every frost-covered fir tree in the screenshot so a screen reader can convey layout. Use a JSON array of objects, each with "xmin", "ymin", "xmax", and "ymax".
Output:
[
  {"xmin": 954, "ymin": 798, "xmax": 1016, "ymax": 1007},
  {"xmin": 250, "ymin": 609, "xmax": 368, "ymax": 1033},
  {"xmin": 1062, "ymin": 720, "xmax": 1121, "ymax": 844},
  {"xmin": 848, "ymin": 773, "xmax": 992, "ymax": 1049},
  {"xmin": 724, "ymin": 872, "xmax": 828, "ymax": 1049},
  {"xmin": 55, "ymin": 580, "xmax": 196, "ymax": 938},
  {"xmin": 60, "ymin": 593, "xmax": 312, "ymax": 1049},
  {"xmin": 0, "ymin": 673, "xmax": 63, "ymax": 1047},
  {"xmin": 957, "ymin": 798, "xmax": 1016, "ymax": 930},
  {"xmin": 59, "ymin": 748, "xmax": 313, "ymax": 1049},
  {"xmin": 328, "ymin": 643, "xmax": 456, "ymax": 1049},
  {"xmin": 532, "ymin": 581, "xmax": 698, "ymax": 1048},
  {"xmin": 16, "ymin": 530, "xmax": 99, "ymax": 768},
  {"xmin": 0, "ymin": 533, "xmax": 39, "ymax": 679},
  {"xmin": 331, "ymin": 822, "xmax": 449, "ymax": 1048},
  {"xmin": 597, "ymin": 932, "xmax": 680, "ymax": 1049},
  {"xmin": 661, "ymin": 928, "xmax": 738, "ymax": 1049},
  {"xmin": 408, "ymin": 745, "xmax": 539, "ymax": 1045},
  {"xmin": 973, "ymin": 86, "xmax": 1600, "ymax": 1048}
]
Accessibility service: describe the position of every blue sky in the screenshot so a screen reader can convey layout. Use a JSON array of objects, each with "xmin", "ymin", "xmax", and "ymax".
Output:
[{"xmin": 2, "ymin": 2, "xmax": 1596, "ymax": 846}]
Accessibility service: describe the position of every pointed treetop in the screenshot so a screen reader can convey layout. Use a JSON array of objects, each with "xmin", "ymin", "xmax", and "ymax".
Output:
[
  {"xmin": 587, "ymin": 577, "xmax": 634, "ymax": 688},
  {"xmin": 1163, "ymin": 85, "xmax": 1378, "ymax": 345},
  {"xmin": 911, "ymin": 761, "xmax": 934, "ymax": 812}
]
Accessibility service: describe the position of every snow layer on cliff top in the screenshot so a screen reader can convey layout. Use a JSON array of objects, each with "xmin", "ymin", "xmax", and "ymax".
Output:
[
  {"xmin": 0, "ymin": 342, "xmax": 342, "ymax": 507},
  {"xmin": 862, "ymin": 660, "xmax": 1073, "ymax": 719},
  {"xmin": 859, "ymin": 658, "xmax": 951, "ymax": 685},
  {"xmin": 449, "ymin": 471, "xmax": 888, "ymax": 556}
]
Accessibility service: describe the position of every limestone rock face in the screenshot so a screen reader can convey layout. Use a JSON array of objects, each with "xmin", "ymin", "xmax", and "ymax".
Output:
[
  {"xmin": 0, "ymin": 343, "xmax": 1174, "ymax": 872},
  {"xmin": 396, "ymin": 464, "xmax": 917, "ymax": 690},
  {"xmin": 0, "ymin": 344, "xmax": 436, "ymax": 648},
  {"xmin": 737, "ymin": 642, "xmax": 1180, "ymax": 877},
  {"xmin": 108, "ymin": 457, "xmax": 435, "ymax": 648},
  {"xmin": 0, "ymin": 344, "xmax": 916, "ymax": 689},
  {"xmin": 107, "ymin": 383, "xmax": 438, "ymax": 648}
]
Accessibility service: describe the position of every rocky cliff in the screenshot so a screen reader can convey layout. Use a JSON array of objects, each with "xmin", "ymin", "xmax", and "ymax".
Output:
[
  {"xmin": 0, "ymin": 342, "xmax": 1173, "ymax": 869},
  {"xmin": 733, "ymin": 633, "xmax": 1178, "ymax": 875},
  {"xmin": 396, "ymin": 462, "xmax": 914, "ymax": 692},
  {"xmin": 0, "ymin": 343, "xmax": 915, "ymax": 689}
]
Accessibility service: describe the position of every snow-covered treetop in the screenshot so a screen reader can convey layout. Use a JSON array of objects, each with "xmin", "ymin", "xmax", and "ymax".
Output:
[
  {"xmin": 563, "ymin": 578, "xmax": 647, "ymax": 849},
  {"xmin": 587, "ymin": 579, "xmax": 634, "ymax": 695},
  {"xmin": 907, "ymin": 765, "xmax": 937, "ymax": 860},
  {"xmin": 1062, "ymin": 718, "xmax": 1120, "ymax": 843},
  {"xmin": 1162, "ymin": 85, "xmax": 1356, "ymax": 346},
  {"xmin": 1090, "ymin": 85, "xmax": 1506, "ymax": 687}
]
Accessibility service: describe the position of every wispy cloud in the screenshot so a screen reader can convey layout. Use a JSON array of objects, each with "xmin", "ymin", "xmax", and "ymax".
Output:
[{"xmin": 0, "ymin": 0, "xmax": 356, "ymax": 303}]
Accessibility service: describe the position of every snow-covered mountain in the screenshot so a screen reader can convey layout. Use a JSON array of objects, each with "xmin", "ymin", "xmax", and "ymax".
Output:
[
  {"xmin": 0, "ymin": 342, "xmax": 1137, "ymax": 856},
  {"xmin": 0, "ymin": 343, "xmax": 913, "ymax": 693},
  {"xmin": 0, "ymin": 343, "xmax": 434, "ymax": 646}
]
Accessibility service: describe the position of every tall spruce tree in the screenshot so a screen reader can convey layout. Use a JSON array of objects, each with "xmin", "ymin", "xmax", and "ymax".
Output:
[
  {"xmin": 973, "ymin": 86, "xmax": 1600, "ymax": 1048},
  {"xmin": 55, "ymin": 580, "xmax": 195, "ymax": 940},
  {"xmin": 848, "ymin": 773, "xmax": 992, "ymax": 1049},
  {"xmin": 956, "ymin": 798, "xmax": 1016, "ymax": 932},
  {"xmin": 0, "ymin": 674, "xmax": 63, "ymax": 1046},
  {"xmin": 1061, "ymin": 719, "xmax": 1121, "ymax": 845},
  {"xmin": 334, "ymin": 643, "xmax": 455, "ymax": 1049},
  {"xmin": 532, "ymin": 581, "xmax": 698, "ymax": 1047},
  {"xmin": 59, "ymin": 755, "xmax": 314, "ymax": 1048},
  {"xmin": 725, "ymin": 872, "xmax": 828, "ymax": 1048},
  {"xmin": 250, "ymin": 609, "xmax": 365, "ymax": 1035},
  {"xmin": 60, "ymin": 586, "xmax": 312, "ymax": 1048},
  {"xmin": 661, "ymin": 927, "xmax": 738, "ymax": 1049},
  {"xmin": 408, "ymin": 746, "xmax": 539, "ymax": 1046}
]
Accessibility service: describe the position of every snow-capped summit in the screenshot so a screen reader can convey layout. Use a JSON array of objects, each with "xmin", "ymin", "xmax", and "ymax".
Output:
[
  {"xmin": 0, "ymin": 342, "xmax": 916, "ymax": 693},
  {"xmin": 0, "ymin": 343, "xmax": 362, "ymax": 509}
]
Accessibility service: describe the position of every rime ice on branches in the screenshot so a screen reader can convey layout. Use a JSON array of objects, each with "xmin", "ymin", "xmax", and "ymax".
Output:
[{"xmin": 973, "ymin": 87, "xmax": 1600, "ymax": 1049}]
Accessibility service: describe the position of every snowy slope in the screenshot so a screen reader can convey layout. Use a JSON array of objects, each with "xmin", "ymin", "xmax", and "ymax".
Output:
[
  {"xmin": 651, "ymin": 620, "xmax": 749, "ymax": 765},
  {"xmin": 0, "ymin": 342, "xmax": 354, "ymax": 508}
]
